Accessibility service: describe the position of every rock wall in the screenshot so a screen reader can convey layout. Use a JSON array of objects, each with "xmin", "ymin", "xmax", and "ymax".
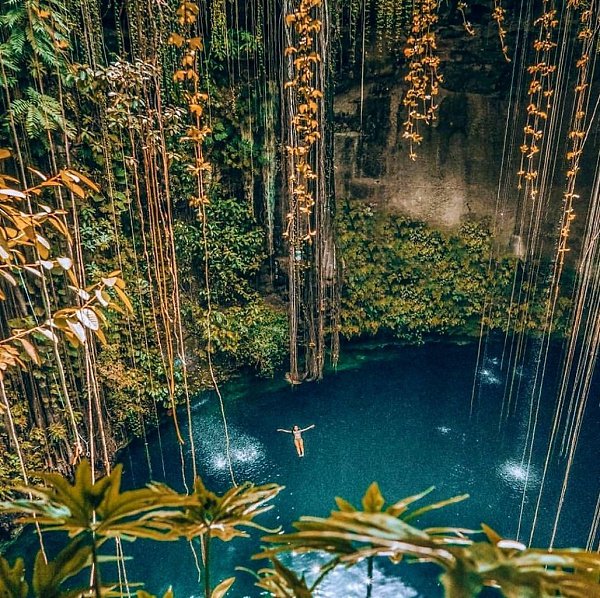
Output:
[
  {"xmin": 334, "ymin": 84, "xmax": 518, "ymax": 246},
  {"xmin": 332, "ymin": 6, "xmax": 599, "ymax": 257}
]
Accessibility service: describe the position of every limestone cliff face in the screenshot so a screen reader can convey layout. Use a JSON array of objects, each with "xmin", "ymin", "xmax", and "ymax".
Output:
[
  {"xmin": 332, "ymin": 8, "xmax": 598, "ymax": 259},
  {"xmin": 334, "ymin": 85, "xmax": 517, "ymax": 246}
]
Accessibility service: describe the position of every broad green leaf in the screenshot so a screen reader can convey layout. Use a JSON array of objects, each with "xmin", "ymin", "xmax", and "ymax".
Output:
[
  {"xmin": 0, "ymin": 555, "xmax": 28, "ymax": 598},
  {"xmin": 32, "ymin": 535, "xmax": 95, "ymax": 598}
]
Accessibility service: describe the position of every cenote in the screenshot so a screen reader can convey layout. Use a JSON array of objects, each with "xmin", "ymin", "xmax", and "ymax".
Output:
[{"xmin": 13, "ymin": 339, "xmax": 598, "ymax": 597}]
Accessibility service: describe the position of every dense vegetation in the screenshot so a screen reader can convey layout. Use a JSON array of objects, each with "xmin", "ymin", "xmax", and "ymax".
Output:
[
  {"xmin": 0, "ymin": 0, "xmax": 291, "ymax": 488},
  {"xmin": 0, "ymin": 0, "xmax": 582, "ymax": 488},
  {"xmin": 337, "ymin": 201, "xmax": 571, "ymax": 341}
]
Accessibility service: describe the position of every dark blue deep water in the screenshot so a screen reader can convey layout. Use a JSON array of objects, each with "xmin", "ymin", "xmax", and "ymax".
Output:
[{"xmin": 8, "ymin": 340, "xmax": 600, "ymax": 596}]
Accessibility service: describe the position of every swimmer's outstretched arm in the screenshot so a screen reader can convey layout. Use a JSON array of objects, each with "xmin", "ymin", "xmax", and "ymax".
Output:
[
  {"xmin": 300, "ymin": 424, "xmax": 315, "ymax": 432},
  {"xmin": 277, "ymin": 428, "xmax": 292, "ymax": 433}
]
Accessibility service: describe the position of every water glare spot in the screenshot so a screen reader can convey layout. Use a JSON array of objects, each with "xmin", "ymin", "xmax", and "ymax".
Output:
[
  {"xmin": 437, "ymin": 426, "xmax": 451, "ymax": 434},
  {"xmin": 210, "ymin": 454, "xmax": 228, "ymax": 471},
  {"xmin": 194, "ymin": 416, "xmax": 267, "ymax": 479},
  {"xmin": 232, "ymin": 445, "xmax": 260, "ymax": 463},
  {"xmin": 287, "ymin": 553, "xmax": 419, "ymax": 598},
  {"xmin": 499, "ymin": 460, "xmax": 540, "ymax": 489},
  {"xmin": 479, "ymin": 368, "xmax": 501, "ymax": 385}
]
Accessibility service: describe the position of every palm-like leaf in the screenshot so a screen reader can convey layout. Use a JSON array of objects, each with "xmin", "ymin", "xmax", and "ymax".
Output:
[
  {"xmin": 0, "ymin": 460, "xmax": 194, "ymax": 541},
  {"xmin": 258, "ymin": 483, "xmax": 470, "ymax": 569},
  {"xmin": 165, "ymin": 477, "xmax": 283, "ymax": 542},
  {"xmin": 259, "ymin": 510, "xmax": 458, "ymax": 568},
  {"xmin": 441, "ymin": 528, "xmax": 600, "ymax": 598},
  {"xmin": 31, "ymin": 535, "xmax": 111, "ymax": 598},
  {"xmin": 254, "ymin": 557, "xmax": 314, "ymax": 598},
  {"xmin": 0, "ymin": 555, "xmax": 28, "ymax": 598}
]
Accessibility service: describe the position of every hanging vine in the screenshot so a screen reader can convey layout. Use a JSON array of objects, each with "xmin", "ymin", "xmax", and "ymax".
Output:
[
  {"xmin": 283, "ymin": 0, "xmax": 338, "ymax": 382},
  {"xmin": 492, "ymin": 0, "xmax": 511, "ymax": 61},
  {"xmin": 556, "ymin": 0, "xmax": 597, "ymax": 262},
  {"xmin": 170, "ymin": 0, "xmax": 237, "ymax": 485},
  {"xmin": 402, "ymin": 0, "xmax": 442, "ymax": 160},
  {"xmin": 516, "ymin": 1, "xmax": 558, "ymax": 198}
]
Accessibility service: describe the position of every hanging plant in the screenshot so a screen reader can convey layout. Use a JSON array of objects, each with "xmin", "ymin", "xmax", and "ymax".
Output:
[
  {"xmin": 557, "ymin": 0, "xmax": 596, "ymax": 262},
  {"xmin": 456, "ymin": 1, "xmax": 475, "ymax": 36},
  {"xmin": 517, "ymin": 0, "xmax": 559, "ymax": 196},
  {"xmin": 401, "ymin": 0, "xmax": 442, "ymax": 160},
  {"xmin": 283, "ymin": 0, "xmax": 323, "ymax": 247},
  {"xmin": 492, "ymin": 0, "xmax": 511, "ymax": 61},
  {"xmin": 170, "ymin": 2, "xmax": 211, "ymax": 217}
]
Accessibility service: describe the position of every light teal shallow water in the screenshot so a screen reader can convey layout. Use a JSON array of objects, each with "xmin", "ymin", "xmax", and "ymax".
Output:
[{"xmin": 8, "ymin": 340, "xmax": 600, "ymax": 596}]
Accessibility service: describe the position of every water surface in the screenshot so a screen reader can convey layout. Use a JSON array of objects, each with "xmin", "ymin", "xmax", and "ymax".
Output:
[
  {"xmin": 8, "ymin": 340, "xmax": 600, "ymax": 597},
  {"xmin": 116, "ymin": 340, "xmax": 599, "ymax": 597}
]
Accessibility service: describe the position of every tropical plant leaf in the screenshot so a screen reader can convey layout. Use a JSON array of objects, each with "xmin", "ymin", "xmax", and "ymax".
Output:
[
  {"xmin": 1, "ymin": 460, "xmax": 193, "ymax": 540},
  {"xmin": 166, "ymin": 478, "xmax": 283, "ymax": 542},
  {"xmin": 254, "ymin": 557, "xmax": 313, "ymax": 598},
  {"xmin": 386, "ymin": 486, "xmax": 435, "ymax": 517},
  {"xmin": 211, "ymin": 576, "xmax": 235, "ymax": 598},
  {"xmin": 32, "ymin": 535, "xmax": 95, "ymax": 598},
  {"xmin": 0, "ymin": 555, "xmax": 28, "ymax": 598},
  {"xmin": 361, "ymin": 482, "xmax": 385, "ymax": 513},
  {"xmin": 403, "ymin": 494, "xmax": 469, "ymax": 523}
]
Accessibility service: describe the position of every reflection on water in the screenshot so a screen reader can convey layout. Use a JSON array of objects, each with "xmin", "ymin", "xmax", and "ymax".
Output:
[
  {"xmin": 479, "ymin": 367, "xmax": 501, "ymax": 385},
  {"xmin": 191, "ymin": 416, "xmax": 268, "ymax": 481},
  {"xmin": 283, "ymin": 553, "xmax": 419, "ymax": 598},
  {"xmin": 498, "ymin": 460, "xmax": 540, "ymax": 489}
]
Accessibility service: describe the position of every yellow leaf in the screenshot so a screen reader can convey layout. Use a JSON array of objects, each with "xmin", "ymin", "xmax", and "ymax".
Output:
[
  {"xmin": 188, "ymin": 37, "xmax": 203, "ymax": 50},
  {"xmin": 60, "ymin": 172, "xmax": 86, "ymax": 198},
  {"xmin": 17, "ymin": 338, "xmax": 41, "ymax": 365},
  {"xmin": 168, "ymin": 32, "xmax": 185, "ymax": 47},
  {"xmin": 70, "ymin": 170, "xmax": 100, "ymax": 193},
  {"xmin": 93, "ymin": 327, "xmax": 107, "ymax": 345},
  {"xmin": 114, "ymin": 285, "xmax": 134, "ymax": 314}
]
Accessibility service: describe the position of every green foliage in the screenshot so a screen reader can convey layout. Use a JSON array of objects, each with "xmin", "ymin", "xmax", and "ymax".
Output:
[
  {"xmin": 337, "ymin": 201, "xmax": 569, "ymax": 341},
  {"xmin": 175, "ymin": 189, "xmax": 287, "ymax": 378},
  {"xmin": 31, "ymin": 535, "xmax": 96, "ymax": 598},
  {"xmin": 164, "ymin": 476, "xmax": 282, "ymax": 542},
  {"xmin": 0, "ymin": 0, "xmax": 74, "ymax": 149},
  {"xmin": 0, "ymin": 460, "xmax": 190, "ymax": 540},
  {"xmin": 9, "ymin": 88, "xmax": 75, "ymax": 144},
  {"xmin": 0, "ymin": 0, "xmax": 71, "ymax": 85},
  {"xmin": 174, "ymin": 193, "xmax": 265, "ymax": 305},
  {"xmin": 1, "ymin": 461, "xmax": 281, "ymax": 598},
  {"xmin": 185, "ymin": 301, "xmax": 288, "ymax": 378},
  {"xmin": 0, "ymin": 554, "xmax": 28, "ymax": 598}
]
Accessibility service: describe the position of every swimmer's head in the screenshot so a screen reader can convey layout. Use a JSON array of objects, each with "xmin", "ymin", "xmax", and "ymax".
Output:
[{"xmin": 293, "ymin": 425, "xmax": 299, "ymax": 431}]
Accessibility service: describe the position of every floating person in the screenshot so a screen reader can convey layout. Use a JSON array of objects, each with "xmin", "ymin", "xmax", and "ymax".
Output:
[{"xmin": 277, "ymin": 424, "xmax": 315, "ymax": 457}]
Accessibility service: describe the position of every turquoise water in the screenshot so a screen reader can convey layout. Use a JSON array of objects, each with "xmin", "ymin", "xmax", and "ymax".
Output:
[{"xmin": 8, "ymin": 340, "xmax": 600, "ymax": 596}]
